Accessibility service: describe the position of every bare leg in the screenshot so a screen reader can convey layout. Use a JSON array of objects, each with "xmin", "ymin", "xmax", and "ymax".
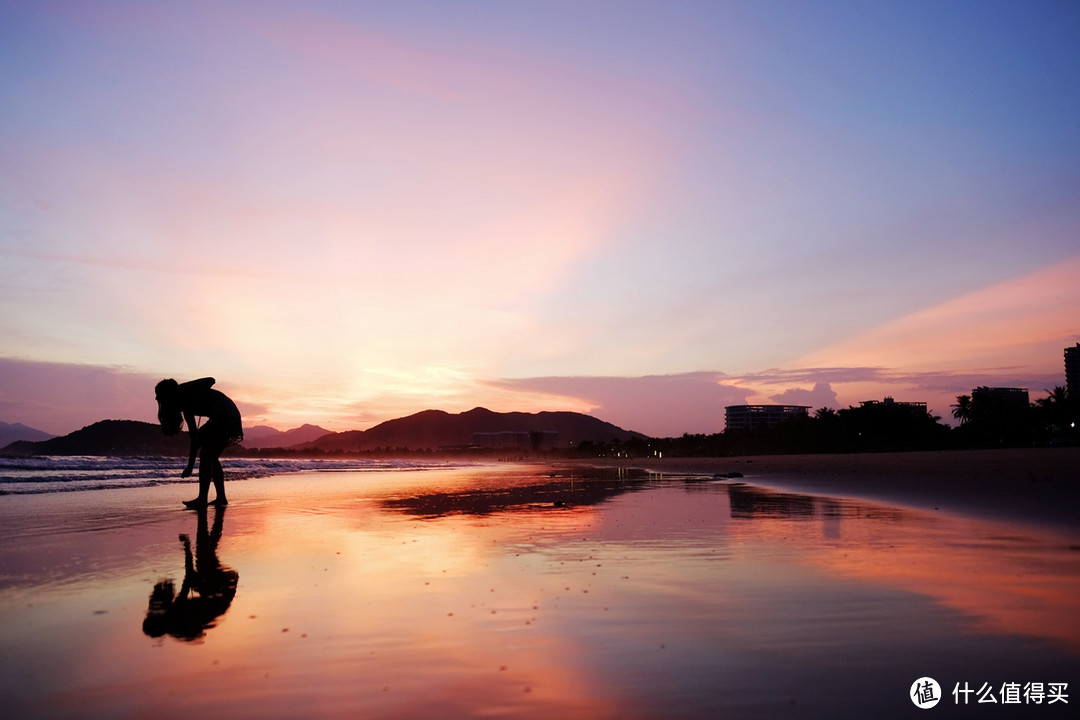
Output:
[
  {"xmin": 211, "ymin": 457, "xmax": 227, "ymax": 505},
  {"xmin": 184, "ymin": 463, "xmax": 212, "ymax": 508},
  {"xmin": 200, "ymin": 467, "xmax": 212, "ymax": 503}
]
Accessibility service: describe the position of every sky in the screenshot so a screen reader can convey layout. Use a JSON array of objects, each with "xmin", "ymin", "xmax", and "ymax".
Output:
[{"xmin": 1, "ymin": 0, "xmax": 1078, "ymax": 438}]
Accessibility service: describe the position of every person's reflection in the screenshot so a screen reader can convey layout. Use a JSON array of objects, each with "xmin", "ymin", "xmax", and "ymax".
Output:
[{"xmin": 143, "ymin": 505, "xmax": 238, "ymax": 641}]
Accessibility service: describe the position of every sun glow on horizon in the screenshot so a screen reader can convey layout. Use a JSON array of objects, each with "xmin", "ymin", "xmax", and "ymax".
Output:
[{"xmin": 1, "ymin": 2, "xmax": 1078, "ymax": 436}]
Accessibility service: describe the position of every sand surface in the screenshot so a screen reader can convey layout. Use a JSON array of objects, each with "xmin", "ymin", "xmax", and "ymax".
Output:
[
  {"xmin": 583, "ymin": 447, "xmax": 1080, "ymax": 530},
  {"xmin": 2, "ymin": 456, "xmax": 1078, "ymax": 718}
]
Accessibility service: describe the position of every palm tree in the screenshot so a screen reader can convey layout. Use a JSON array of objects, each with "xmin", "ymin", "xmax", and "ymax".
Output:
[
  {"xmin": 1043, "ymin": 385, "xmax": 1069, "ymax": 407},
  {"xmin": 814, "ymin": 407, "xmax": 838, "ymax": 420},
  {"xmin": 951, "ymin": 394, "xmax": 973, "ymax": 425},
  {"xmin": 1036, "ymin": 385, "xmax": 1070, "ymax": 431}
]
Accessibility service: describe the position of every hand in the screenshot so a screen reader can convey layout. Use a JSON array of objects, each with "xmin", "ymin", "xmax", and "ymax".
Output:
[{"xmin": 182, "ymin": 465, "xmax": 193, "ymax": 478}]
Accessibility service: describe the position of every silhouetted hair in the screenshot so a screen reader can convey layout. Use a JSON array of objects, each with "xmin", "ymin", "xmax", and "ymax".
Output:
[
  {"xmin": 142, "ymin": 579, "xmax": 175, "ymax": 637},
  {"xmin": 155, "ymin": 379, "xmax": 183, "ymax": 436}
]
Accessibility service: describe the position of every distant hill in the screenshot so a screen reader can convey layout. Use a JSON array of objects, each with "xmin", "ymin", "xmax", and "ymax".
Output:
[
  {"xmin": 1, "ymin": 409, "xmax": 646, "ymax": 457},
  {"xmin": 301, "ymin": 407, "xmax": 646, "ymax": 452},
  {"xmin": 0, "ymin": 421, "xmax": 55, "ymax": 448},
  {"xmin": 2, "ymin": 420, "xmax": 188, "ymax": 457},
  {"xmin": 242, "ymin": 423, "xmax": 333, "ymax": 449}
]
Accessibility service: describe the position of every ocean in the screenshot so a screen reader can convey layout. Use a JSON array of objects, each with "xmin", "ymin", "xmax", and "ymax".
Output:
[{"xmin": 0, "ymin": 455, "xmax": 457, "ymax": 495}]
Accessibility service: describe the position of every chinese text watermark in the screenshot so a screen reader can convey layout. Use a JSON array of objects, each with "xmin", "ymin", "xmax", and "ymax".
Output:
[{"xmin": 911, "ymin": 678, "xmax": 1068, "ymax": 709}]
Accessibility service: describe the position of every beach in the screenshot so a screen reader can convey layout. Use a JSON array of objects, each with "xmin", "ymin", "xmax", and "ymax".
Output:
[
  {"xmin": 591, "ymin": 447, "xmax": 1080, "ymax": 530},
  {"xmin": 1, "ymin": 450, "xmax": 1078, "ymax": 718}
]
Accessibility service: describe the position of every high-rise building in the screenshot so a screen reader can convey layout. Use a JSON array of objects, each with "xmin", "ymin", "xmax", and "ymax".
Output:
[
  {"xmin": 724, "ymin": 405, "xmax": 810, "ymax": 431},
  {"xmin": 1066, "ymin": 343, "xmax": 1080, "ymax": 398}
]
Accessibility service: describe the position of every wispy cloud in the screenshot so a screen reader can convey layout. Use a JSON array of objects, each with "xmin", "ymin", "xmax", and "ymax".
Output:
[{"xmin": 795, "ymin": 256, "xmax": 1080, "ymax": 374}]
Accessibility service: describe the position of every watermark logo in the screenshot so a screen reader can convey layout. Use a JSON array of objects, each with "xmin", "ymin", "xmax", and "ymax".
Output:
[
  {"xmin": 911, "ymin": 677, "xmax": 942, "ymax": 709},
  {"xmin": 910, "ymin": 678, "xmax": 1068, "ymax": 708}
]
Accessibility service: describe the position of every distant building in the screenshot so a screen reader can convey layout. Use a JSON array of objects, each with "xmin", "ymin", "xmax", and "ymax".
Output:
[
  {"xmin": 859, "ymin": 396, "xmax": 928, "ymax": 414},
  {"xmin": 967, "ymin": 386, "xmax": 1031, "ymax": 445},
  {"xmin": 470, "ymin": 430, "xmax": 559, "ymax": 450},
  {"xmin": 724, "ymin": 405, "xmax": 810, "ymax": 432},
  {"xmin": 1066, "ymin": 343, "xmax": 1080, "ymax": 398},
  {"xmin": 971, "ymin": 386, "xmax": 1029, "ymax": 408}
]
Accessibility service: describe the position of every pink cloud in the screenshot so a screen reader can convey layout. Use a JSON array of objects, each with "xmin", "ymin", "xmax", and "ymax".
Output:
[
  {"xmin": 485, "ymin": 373, "xmax": 750, "ymax": 437},
  {"xmin": 0, "ymin": 358, "xmax": 161, "ymax": 435},
  {"xmin": 4, "ymin": 358, "xmax": 1067, "ymax": 439},
  {"xmin": 774, "ymin": 257, "xmax": 1080, "ymax": 419},
  {"xmin": 794, "ymin": 256, "xmax": 1080, "ymax": 375},
  {"xmin": 768, "ymin": 382, "xmax": 839, "ymax": 408},
  {"xmin": 0, "ymin": 359, "xmax": 271, "ymax": 436}
]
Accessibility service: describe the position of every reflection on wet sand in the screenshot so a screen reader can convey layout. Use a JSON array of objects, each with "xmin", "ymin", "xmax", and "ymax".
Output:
[
  {"xmin": 380, "ymin": 467, "xmax": 653, "ymax": 516},
  {"xmin": 2, "ymin": 466, "xmax": 1078, "ymax": 719},
  {"xmin": 380, "ymin": 473, "xmax": 1080, "ymax": 652},
  {"xmin": 727, "ymin": 482, "xmax": 906, "ymax": 524},
  {"xmin": 720, "ymin": 482, "xmax": 1080, "ymax": 652},
  {"xmin": 142, "ymin": 505, "xmax": 238, "ymax": 641},
  {"xmin": 728, "ymin": 483, "xmax": 817, "ymax": 518}
]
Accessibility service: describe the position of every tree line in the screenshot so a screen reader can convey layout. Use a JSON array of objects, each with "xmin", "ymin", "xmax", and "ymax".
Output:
[
  {"xmin": 574, "ymin": 386, "xmax": 1077, "ymax": 459},
  {"xmin": 228, "ymin": 386, "xmax": 1076, "ymax": 460}
]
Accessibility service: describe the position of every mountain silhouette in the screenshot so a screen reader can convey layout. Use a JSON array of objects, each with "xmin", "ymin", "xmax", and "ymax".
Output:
[
  {"xmin": 241, "ymin": 423, "xmax": 332, "ymax": 449},
  {"xmin": 0, "ymin": 421, "xmax": 55, "ymax": 448},
  {"xmin": 2, "ymin": 408, "xmax": 645, "ymax": 457},
  {"xmin": 298, "ymin": 407, "xmax": 645, "ymax": 452},
  {"xmin": 2, "ymin": 420, "xmax": 188, "ymax": 457}
]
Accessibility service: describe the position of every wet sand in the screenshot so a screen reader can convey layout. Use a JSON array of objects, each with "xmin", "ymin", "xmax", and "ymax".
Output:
[
  {"xmin": 586, "ymin": 448, "xmax": 1080, "ymax": 530},
  {"xmin": 1, "ymin": 458, "xmax": 1078, "ymax": 719}
]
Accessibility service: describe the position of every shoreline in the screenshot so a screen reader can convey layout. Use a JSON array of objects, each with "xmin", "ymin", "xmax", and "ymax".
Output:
[
  {"xmin": 575, "ymin": 447, "xmax": 1080, "ymax": 532},
  {"xmin": 2, "ymin": 453, "xmax": 1079, "ymax": 718},
  {"xmin": 2, "ymin": 448, "xmax": 1077, "ymax": 534}
]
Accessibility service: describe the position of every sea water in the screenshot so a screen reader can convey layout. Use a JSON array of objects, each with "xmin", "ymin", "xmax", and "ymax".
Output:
[{"xmin": 0, "ymin": 455, "xmax": 457, "ymax": 495}]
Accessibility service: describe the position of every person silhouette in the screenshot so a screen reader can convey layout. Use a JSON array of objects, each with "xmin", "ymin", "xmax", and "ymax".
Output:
[
  {"xmin": 155, "ymin": 377, "xmax": 243, "ymax": 508},
  {"xmin": 142, "ymin": 505, "xmax": 239, "ymax": 640}
]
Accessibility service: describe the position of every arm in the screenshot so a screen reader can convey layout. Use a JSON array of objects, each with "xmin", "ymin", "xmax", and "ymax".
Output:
[
  {"xmin": 182, "ymin": 410, "xmax": 199, "ymax": 477},
  {"xmin": 176, "ymin": 379, "xmax": 214, "ymax": 477}
]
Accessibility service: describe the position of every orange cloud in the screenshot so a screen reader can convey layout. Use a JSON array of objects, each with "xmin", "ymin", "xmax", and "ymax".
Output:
[{"xmin": 795, "ymin": 256, "xmax": 1080, "ymax": 374}]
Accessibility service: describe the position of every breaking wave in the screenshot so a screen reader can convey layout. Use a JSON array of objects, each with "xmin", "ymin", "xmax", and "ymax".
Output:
[{"xmin": 0, "ymin": 456, "xmax": 456, "ymax": 495}]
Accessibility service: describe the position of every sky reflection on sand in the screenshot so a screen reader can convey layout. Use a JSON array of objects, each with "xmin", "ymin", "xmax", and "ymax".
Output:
[{"xmin": 1, "ymin": 465, "xmax": 1078, "ymax": 718}]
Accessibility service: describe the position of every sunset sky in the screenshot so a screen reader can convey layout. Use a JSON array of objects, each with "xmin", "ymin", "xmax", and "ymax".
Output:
[{"xmin": 1, "ymin": 1, "xmax": 1078, "ymax": 437}]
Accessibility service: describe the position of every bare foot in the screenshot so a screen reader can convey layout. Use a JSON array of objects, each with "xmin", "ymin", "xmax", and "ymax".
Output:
[{"xmin": 182, "ymin": 498, "xmax": 208, "ymax": 509}]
